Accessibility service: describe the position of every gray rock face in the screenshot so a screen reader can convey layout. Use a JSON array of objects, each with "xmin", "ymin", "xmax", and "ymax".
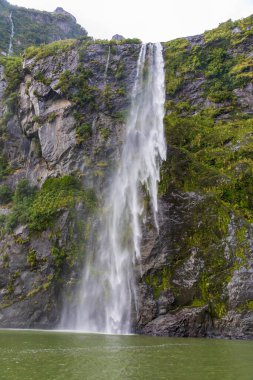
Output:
[
  {"xmin": 140, "ymin": 307, "xmax": 212, "ymax": 337},
  {"xmin": 135, "ymin": 189, "xmax": 253, "ymax": 339},
  {"xmin": 111, "ymin": 34, "xmax": 125, "ymax": 41},
  {"xmin": 0, "ymin": 65, "xmax": 6, "ymax": 102},
  {"xmin": 54, "ymin": 7, "xmax": 76, "ymax": 22},
  {"xmin": 234, "ymin": 83, "xmax": 253, "ymax": 113}
]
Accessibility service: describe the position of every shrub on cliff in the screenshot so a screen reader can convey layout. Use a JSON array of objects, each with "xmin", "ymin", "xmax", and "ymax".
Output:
[{"xmin": 0, "ymin": 184, "xmax": 12, "ymax": 204}]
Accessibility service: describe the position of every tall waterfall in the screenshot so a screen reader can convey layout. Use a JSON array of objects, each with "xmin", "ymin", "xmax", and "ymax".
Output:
[
  {"xmin": 8, "ymin": 12, "xmax": 14, "ymax": 56},
  {"xmin": 62, "ymin": 43, "xmax": 166, "ymax": 334}
]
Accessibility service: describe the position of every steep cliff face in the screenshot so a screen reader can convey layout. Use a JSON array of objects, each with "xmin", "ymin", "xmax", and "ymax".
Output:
[
  {"xmin": 0, "ymin": 0, "xmax": 87, "ymax": 55},
  {"xmin": 0, "ymin": 15, "xmax": 252, "ymax": 337},
  {"xmin": 0, "ymin": 39, "xmax": 140, "ymax": 327},
  {"xmin": 137, "ymin": 16, "xmax": 253, "ymax": 339}
]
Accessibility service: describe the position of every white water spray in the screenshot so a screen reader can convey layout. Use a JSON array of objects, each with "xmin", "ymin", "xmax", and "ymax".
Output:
[
  {"xmin": 62, "ymin": 43, "xmax": 166, "ymax": 334},
  {"xmin": 8, "ymin": 12, "xmax": 14, "ymax": 56}
]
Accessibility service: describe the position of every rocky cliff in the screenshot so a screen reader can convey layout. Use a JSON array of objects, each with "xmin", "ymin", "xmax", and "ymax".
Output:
[
  {"xmin": 0, "ymin": 0, "xmax": 87, "ymax": 55},
  {"xmin": 0, "ymin": 15, "xmax": 252, "ymax": 338}
]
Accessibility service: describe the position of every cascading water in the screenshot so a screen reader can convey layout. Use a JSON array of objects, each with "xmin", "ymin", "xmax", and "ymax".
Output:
[
  {"xmin": 61, "ymin": 42, "xmax": 166, "ymax": 334},
  {"xmin": 104, "ymin": 46, "xmax": 111, "ymax": 84},
  {"xmin": 8, "ymin": 12, "xmax": 14, "ymax": 56}
]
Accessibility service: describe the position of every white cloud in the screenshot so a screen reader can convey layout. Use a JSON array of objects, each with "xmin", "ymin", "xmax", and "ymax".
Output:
[{"xmin": 9, "ymin": 0, "xmax": 253, "ymax": 42}]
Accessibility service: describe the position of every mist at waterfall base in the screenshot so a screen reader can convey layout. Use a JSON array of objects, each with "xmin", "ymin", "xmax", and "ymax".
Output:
[{"xmin": 61, "ymin": 43, "xmax": 166, "ymax": 334}]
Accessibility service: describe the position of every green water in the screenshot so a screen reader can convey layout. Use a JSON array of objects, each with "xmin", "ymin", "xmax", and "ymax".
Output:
[{"xmin": 0, "ymin": 330, "xmax": 253, "ymax": 380}]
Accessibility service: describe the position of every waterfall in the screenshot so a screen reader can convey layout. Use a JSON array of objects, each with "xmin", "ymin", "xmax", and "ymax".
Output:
[
  {"xmin": 8, "ymin": 12, "xmax": 14, "ymax": 56},
  {"xmin": 104, "ymin": 46, "xmax": 111, "ymax": 83},
  {"xmin": 61, "ymin": 43, "xmax": 166, "ymax": 334}
]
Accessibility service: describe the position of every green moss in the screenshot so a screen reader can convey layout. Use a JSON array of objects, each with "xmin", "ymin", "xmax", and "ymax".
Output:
[
  {"xmin": 15, "ymin": 235, "xmax": 30, "ymax": 245},
  {"xmin": 100, "ymin": 127, "xmax": 110, "ymax": 140},
  {"xmin": 163, "ymin": 38, "xmax": 190, "ymax": 96},
  {"xmin": 160, "ymin": 113, "xmax": 253, "ymax": 222},
  {"xmin": 237, "ymin": 300, "xmax": 253, "ymax": 312},
  {"xmin": 76, "ymin": 123, "xmax": 92, "ymax": 143},
  {"xmin": 1, "ymin": 253, "xmax": 9, "ymax": 269},
  {"xmin": 47, "ymin": 113, "xmax": 57, "ymax": 123},
  {"xmin": 144, "ymin": 267, "xmax": 171, "ymax": 299},
  {"xmin": 113, "ymin": 110, "xmax": 128, "ymax": 122},
  {"xmin": 247, "ymin": 301, "xmax": 253, "ymax": 310},
  {"xmin": 50, "ymin": 209, "xmax": 92, "ymax": 277},
  {"xmin": 115, "ymin": 62, "xmax": 126, "ymax": 80},
  {"xmin": 27, "ymin": 248, "xmax": 37, "ymax": 268},
  {"xmin": 189, "ymin": 299, "xmax": 207, "ymax": 307},
  {"xmin": 51, "ymin": 245, "xmax": 67, "ymax": 276},
  {"xmin": 235, "ymin": 226, "xmax": 247, "ymax": 244},
  {"xmin": 6, "ymin": 281, "xmax": 14, "ymax": 295},
  {"xmin": 27, "ymin": 281, "xmax": 51, "ymax": 298}
]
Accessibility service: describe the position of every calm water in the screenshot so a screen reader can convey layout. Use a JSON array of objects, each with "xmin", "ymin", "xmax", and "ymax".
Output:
[{"xmin": 0, "ymin": 330, "xmax": 253, "ymax": 380}]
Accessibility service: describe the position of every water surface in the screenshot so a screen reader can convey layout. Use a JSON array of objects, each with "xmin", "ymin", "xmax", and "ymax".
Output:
[{"xmin": 0, "ymin": 329, "xmax": 253, "ymax": 380}]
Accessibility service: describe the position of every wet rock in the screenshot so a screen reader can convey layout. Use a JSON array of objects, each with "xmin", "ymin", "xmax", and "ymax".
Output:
[{"xmin": 140, "ymin": 307, "xmax": 211, "ymax": 337}]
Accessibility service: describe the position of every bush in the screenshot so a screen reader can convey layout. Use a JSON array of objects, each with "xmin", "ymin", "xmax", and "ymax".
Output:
[
  {"xmin": 28, "ymin": 176, "xmax": 94, "ymax": 231},
  {"xmin": 0, "ymin": 185, "xmax": 13, "ymax": 204},
  {"xmin": 76, "ymin": 124, "xmax": 92, "ymax": 142},
  {"xmin": 0, "ymin": 155, "xmax": 11, "ymax": 180},
  {"xmin": 13, "ymin": 179, "xmax": 36, "ymax": 203},
  {"xmin": 3, "ymin": 176, "xmax": 96, "ymax": 232},
  {"xmin": 5, "ymin": 179, "xmax": 36, "ymax": 230}
]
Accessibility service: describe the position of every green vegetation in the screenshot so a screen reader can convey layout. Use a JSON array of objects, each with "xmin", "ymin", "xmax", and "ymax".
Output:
[
  {"xmin": 0, "ymin": 184, "xmax": 12, "ymax": 204},
  {"xmin": 163, "ymin": 16, "xmax": 253, "ymax": 102},
  {"xmin": 162, "ymin": 16, "xmax": 253, "ymax": 222},
  {"xmin": 99, "ymin": 127, "xmax": 110, "ymax": 140},
  {"xmin": 55, "ymin": 66, "xmax": 98, "ymax": 109},
  {"xmin": 87, "ymin": 38, "xmax": 142, "ymax": 45},
  {"xmin": 3, "ymin": 176, "xmax": 96, "ymax": 232},
  {"xmin": 144, "ymin": 267, "xmax": 171, "ymax": 299},
  {"xmin": 0, "ymin": 56, "xmax": 23, "ymax": 113},
  {"xmin": 27, "ymin": 248, "xmax": 38, "ymax": 268},
  {"xmin": 0, "ymin": 155, "xmax": 11, "ymax": 180},
  {"xmin": 160, "ymin": 113, "xmax": 253, "ymax": 221},
  {"xmin": 76, "ymin": 123, "xmax": 92, "ymax": 143},
  {"xmin": 5, "ymin": 179, "xmax": 36, "ymax": 230},
  {"xmin": 0, "ymin": 0, "xmax": 10, "ymax": 52},
  {"xmin": 24, "ymin": 39, "xmax": 76, "ymax": 61},
  {"xmin": 29, "ymin": 176, "xmax": 96, "ymax": 231}
]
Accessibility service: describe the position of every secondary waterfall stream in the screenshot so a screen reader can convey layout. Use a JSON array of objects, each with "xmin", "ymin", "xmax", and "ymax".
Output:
[
  {"xmin": 104, "ymin": 46, "xmax": 111, "ymax": 83},
  {"xmin": 62, "ymin": 43, "xmax": 166, "ymax": 334},
  {"xmin": 8, "ymin": 12, "xmax": 14, "ymax": 56}
]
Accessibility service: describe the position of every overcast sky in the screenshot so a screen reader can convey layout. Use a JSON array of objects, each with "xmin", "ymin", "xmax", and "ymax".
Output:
[{"xmin": 9, "ymin": 0, "xmax": 253, "ymax": 42}]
